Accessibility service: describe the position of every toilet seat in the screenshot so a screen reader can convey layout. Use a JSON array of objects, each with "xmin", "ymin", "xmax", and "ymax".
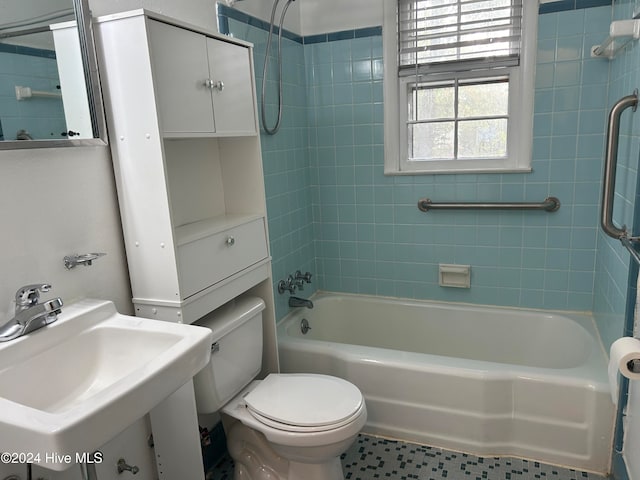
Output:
[
  {"xmin": 243, "ymin": 373, "xmax": 364, "ymax": 432},
  {"xmin": 247, "ymin": 401, "xmax": 366, "ymax": 433}
]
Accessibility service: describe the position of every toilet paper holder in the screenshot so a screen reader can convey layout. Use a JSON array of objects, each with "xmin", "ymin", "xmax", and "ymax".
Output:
[
  {"xmin": 609, "ymin": 337, "xmax": 640, "ymax": 405},
  {"xmin": 627, "ymin": 358, "xmax": 640, "ymax": 373}
]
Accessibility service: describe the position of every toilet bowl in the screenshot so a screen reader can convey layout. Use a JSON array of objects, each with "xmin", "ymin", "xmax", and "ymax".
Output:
[
  {"xmin": 192, "ymin": 296, "xmax": 367, "ymax": 480},
  {"xmin": 222, "ymin": 375, "xmax": 367, "ymax": 479}
]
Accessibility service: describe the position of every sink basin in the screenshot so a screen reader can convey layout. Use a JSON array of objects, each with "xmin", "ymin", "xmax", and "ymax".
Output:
[{"xmin": 0, "ymin": 299, "xmax": 212, "ymax": 470}]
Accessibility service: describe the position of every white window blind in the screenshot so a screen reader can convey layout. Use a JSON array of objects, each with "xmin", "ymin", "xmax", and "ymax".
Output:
[{"xmin": 398, "ymin": 0, "xmax": 523, "ymax": 73}]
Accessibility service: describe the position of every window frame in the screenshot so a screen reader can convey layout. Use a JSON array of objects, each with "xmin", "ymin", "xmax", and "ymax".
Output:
[{"xmin": 383, "ymin": 0, "xmax": 538, "ymax": 175}]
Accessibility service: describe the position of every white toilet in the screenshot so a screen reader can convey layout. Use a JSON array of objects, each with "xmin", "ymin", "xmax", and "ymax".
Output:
[{"xmin": 192, "ymin": 296, "xmax": 367, "ymax": 480}]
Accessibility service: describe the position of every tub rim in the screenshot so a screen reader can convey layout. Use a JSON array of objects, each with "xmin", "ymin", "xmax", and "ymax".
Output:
[{"xmin": 277, "ymin": 291, "xmax": 610, "ymax": 389}]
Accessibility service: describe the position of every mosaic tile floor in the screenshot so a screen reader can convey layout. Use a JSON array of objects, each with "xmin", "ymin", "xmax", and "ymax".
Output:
[{"xmin": 207, "ymin": 434, "xmax": 607, "ymax": 480}]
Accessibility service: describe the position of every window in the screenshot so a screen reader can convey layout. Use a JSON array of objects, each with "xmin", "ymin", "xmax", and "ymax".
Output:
[
  {"xmin": 407, "ymin": 76, "xmax": 509, "ymax": 161},
  {"xmin": 383, "ymin": 0, "xmax": 537, "ymax": 174}
]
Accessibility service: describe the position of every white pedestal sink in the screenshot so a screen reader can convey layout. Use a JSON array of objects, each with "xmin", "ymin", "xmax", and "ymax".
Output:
[{"xmin": 0, "ymin": 298, "xmax": 212, "ymax": 471}]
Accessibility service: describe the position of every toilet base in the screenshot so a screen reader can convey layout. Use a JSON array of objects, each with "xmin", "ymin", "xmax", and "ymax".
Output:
[
  {"xmin": 226, "ymin": 420, "xmax": 345, "ymax": 480},
  {"xmin": 287, "ymin": 458, "xmax": 343, "ymax": 480}
]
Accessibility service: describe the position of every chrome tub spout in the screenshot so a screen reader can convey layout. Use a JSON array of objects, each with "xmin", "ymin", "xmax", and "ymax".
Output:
[{"xmin": 289, "ymin": 296, "xmax": 313, "ymax": 309}]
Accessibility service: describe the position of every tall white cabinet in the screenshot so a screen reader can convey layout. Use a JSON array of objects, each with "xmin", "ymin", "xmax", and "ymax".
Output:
[
  {"xmin": 95, "ymin": 9, "xmax": 278, "ymax": 479},
  {"xmin": 94, "ymin": 9, "xmax": 278, "ymax": 376},
  {"xmin": 149, "ymin": 19, "xmax": 256, "ymax": 136}
]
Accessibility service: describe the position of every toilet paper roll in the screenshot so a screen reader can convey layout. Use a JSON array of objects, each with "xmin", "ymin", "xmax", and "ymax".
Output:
[{"xmin": 608, "ymin": 337, "xmax": 640, "ymax": 405}]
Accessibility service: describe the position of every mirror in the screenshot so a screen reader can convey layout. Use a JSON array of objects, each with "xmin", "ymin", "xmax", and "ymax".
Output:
[{"xmin": 0, "ymin": 0, "xmax": 106, "ymax": 149}]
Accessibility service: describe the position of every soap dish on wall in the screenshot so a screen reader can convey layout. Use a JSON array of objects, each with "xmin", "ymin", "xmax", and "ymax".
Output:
[{"xmin": 439, "ymin": 264, "xmax": 471, "ymax": 288}]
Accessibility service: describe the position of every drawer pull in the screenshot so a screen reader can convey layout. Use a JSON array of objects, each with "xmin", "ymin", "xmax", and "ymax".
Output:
[{"xmin": 226, "ymin": 236, "xmax": 235, "ymax": 246}]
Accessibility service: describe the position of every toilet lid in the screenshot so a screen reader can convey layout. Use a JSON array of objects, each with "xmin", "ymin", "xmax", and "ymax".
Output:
[
  {"xmin": 248, "ymin": 402, "xmax": 365, "ymax": 433},
  {"xmin": 243, "ymin": 374, "xmax": 363, "ymax": 428}
]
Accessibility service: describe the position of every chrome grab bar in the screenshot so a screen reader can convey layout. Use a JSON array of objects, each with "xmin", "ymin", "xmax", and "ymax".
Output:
[
  {"xmin": 417, "ymin": 197, "xmax": 560, "ymax": 213},
  {"xmin": 601, "ymin": 90, "xmax": 638, "ymax": 240}
]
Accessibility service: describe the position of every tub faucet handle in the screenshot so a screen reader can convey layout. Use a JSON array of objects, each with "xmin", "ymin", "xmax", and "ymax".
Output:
[
  {"xmin": 293, "ymin": 277, "xmax": 305, "ymax": 290},
  {"xmin": 277, "ymin": 276, "xmax": 297, "ymax": 294},
  {"xmin": 295, "ymin": 270, "xmax": 312, "ymax": 284}
]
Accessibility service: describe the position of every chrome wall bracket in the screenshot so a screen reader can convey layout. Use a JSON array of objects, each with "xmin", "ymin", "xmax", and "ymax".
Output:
[{"xmin": 64, "ymin": 252, "xmax": 106, "ymax": 269}]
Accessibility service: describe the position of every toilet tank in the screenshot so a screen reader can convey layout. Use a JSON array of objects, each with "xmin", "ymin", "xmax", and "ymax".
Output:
[{"xmin": 192, "ymin": 296, "xmax": 265, "ymax": 413}]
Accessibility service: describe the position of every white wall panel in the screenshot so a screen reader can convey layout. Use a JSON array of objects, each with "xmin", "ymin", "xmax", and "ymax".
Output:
[
  {"xmin": 300, "ymin": 0, "xmax": 383, "ymax": 36},
  {"xmin": 90, "ymin": 0, "xmax": 217, "ymax": 32},
  {"xmin": 229, "ymin": 0, "xmax": 382, "ymax": 37},
  {"xmin": 231, "ymin": 0, "xmax": 302, "ymax": 35},
  {"xmin": 0, "ymin": 146, "xmax": 131, "ymax": 323}
]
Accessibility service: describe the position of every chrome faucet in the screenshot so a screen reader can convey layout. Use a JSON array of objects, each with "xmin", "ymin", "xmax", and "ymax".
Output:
[
  {"xmin": 277, "ymin": 275, "xmax": 297, "ymax": 294},
  {"xmin": 0, "ymin": 284, "xmax": 63, "ymax": 342},
  {"xmin": 293, "ymin": 270, "xmax": 312, "ymax": 290},
  {"xmin": 288, "ymin": 296, "xmax": 313, "ymax": 309}
]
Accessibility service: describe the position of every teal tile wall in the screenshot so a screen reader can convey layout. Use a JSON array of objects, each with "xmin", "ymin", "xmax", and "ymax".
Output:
[
  {"xmin": 0, "ymin": 51, "xmax": 66, "ymax": 140},
  {"xmin": 593, "ymin": 0, "xmax": 639, "ymax": 351},
  {"xmin": 306, "ymin": 6, "xmax": 612, "ymax": 311},
  {"xmin": 224, "ymin": 4, "xmax": 628, "ymax": 320},
  {"xmin": 227, "ymin": 18, "xmax": 317, "ymax": 320},
  {"xmin": 600, "ymin": 5, "xmax": 640, "ymax": 476}
]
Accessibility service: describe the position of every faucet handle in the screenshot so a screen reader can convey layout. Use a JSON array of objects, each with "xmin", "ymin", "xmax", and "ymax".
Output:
[
  {"xmin": 15, "ymin": 284, "xmax": 51, "ymax": 310},
  {"xmin": 277, "ymin": 276, "xmax": 297, "ymax": 294},
  {"xmin": 295, "ymin": 271, "xmax": 313, "ymax": 283}
]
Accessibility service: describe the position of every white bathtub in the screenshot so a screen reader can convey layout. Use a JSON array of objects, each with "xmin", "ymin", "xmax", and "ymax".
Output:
[{"xmin": 277, "ymin": 293, "xmax": 615, "ymax": 474}]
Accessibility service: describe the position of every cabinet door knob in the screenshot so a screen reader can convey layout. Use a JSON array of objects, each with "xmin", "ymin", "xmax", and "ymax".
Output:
[
  {"xmin": 204, "ymin": 79, "xmax": 224, "ymax": 91},
  {"xmin": 226, "ymin": 236, "xmax": 235, "ymax": 246}
]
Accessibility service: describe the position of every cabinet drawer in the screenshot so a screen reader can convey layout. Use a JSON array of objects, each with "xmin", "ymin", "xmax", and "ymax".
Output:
[{"xmin": 177, "ymin": 218, "xmax": 268, "ymax": 299}]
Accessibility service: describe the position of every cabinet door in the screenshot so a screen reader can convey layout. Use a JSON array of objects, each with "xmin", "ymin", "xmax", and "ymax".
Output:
[
  {"xmin": 148, "ymin": 20, "xmax": 215, "ymax": 135},
  {"xmin": 206, "ymin": 39, "xmax": 257, "ymax": 135}
]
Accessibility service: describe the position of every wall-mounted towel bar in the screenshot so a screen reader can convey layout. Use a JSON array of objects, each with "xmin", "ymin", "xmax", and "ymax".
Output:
[
  {"xmin": 15, "ymin": 86, "xmax": 62, "ymax": 100},
  {"xmin": 417, "ymin": 197, "xmax": 560, "ymax": 213}
]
